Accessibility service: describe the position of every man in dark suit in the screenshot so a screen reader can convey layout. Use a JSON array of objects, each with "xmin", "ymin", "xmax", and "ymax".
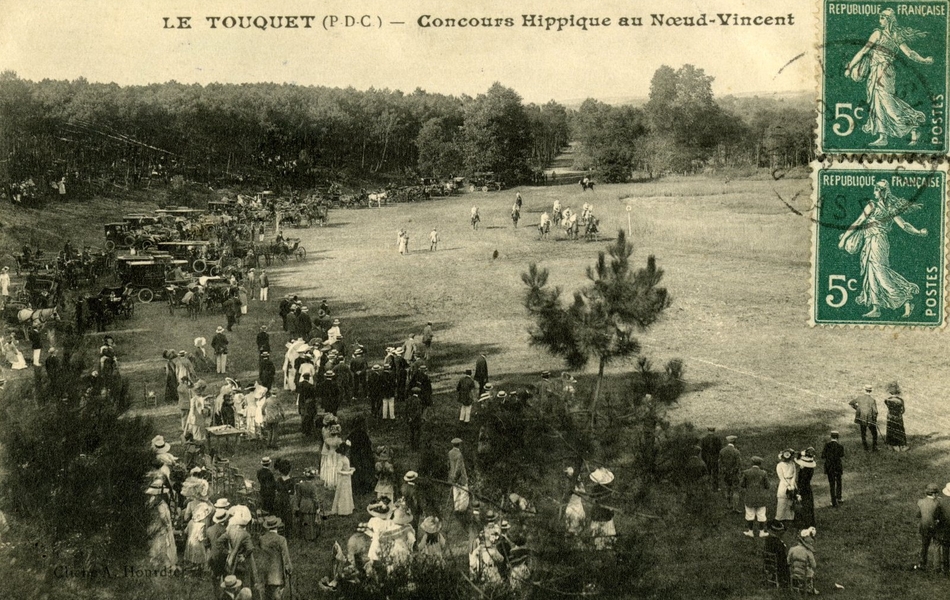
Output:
[
  {"xmin": 719, "ymin": 435, "xmax": 742, "ymax": 512},
  {"xmin": 257, "ymin": 457, "xmax": 277, "ymax": 513},
  {"xmin": 849, "ymin": 385, "xmax": 878, "ymax": 451},
  {"xmin": 258, "ymin": 515, "xmax": 292, "ymax": 600},
  {"xmin": 821, "ymin": 430, "xmax": 845, "ymax": 507},
  {"xmin": 474, "ymin": 353, "xmax": 489, "ymax": 396},
  {"xmin": 256, "ymin": 325, "xmax": 271, "ymax": 354},
  {"xmin": 699, "ymin": 427, "xmax": 724, "ymax": 491},
  {"xmin": 258, "ymin": 352, "xmax": 276, "ymax": 391},
  {"xmin": 935, "ymin": 482, "xmax": 950, "ymax": 575}
]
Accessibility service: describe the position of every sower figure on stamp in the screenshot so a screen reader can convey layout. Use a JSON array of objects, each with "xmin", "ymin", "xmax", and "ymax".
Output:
[
  {"xmin": 845, "ymin": 8, "xmax": 932, "ymax": 147},
  {"xmin": 849, "ymin": 385, "xmax": 879, "ymax": 452},
  {"xmin": 838, "ymin": 180, "xmax": 927, "ymax": 319}
]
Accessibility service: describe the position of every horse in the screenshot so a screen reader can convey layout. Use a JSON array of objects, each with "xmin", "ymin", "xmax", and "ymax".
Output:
[
  {"xmin": 538, "ymin": 220, "xmax": 551, "ymax": 240},
  {"xmin": 18, "ymin": 306, "xmax": 60, "ymax": 328},
  {"xmin": 584, "ymin": 217, "xmax": 600, "ymax": 242},
  {"xmin": 580, "ymin": 177, "xmax": 595, "ymax": 192},
  {"xmin": 511, "ymin": 207, "xmax": 520, "ymax": 228},
  {"xmin": 564, "ymin": 215, "xmax": 580, "ymax": 241},
  {"xmin": 368, "ymin": 192, "xmax": 387, "ymax": 208}
]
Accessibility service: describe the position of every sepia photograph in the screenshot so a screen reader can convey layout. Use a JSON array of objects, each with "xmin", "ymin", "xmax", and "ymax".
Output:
[{"xmin": 0, "ymin": 1, "xmax": 948, "ymax": 598}]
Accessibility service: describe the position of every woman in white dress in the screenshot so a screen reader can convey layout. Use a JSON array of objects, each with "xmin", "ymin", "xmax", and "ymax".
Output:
[
  {"xmin": 1, "ymin": 336, "xmax": 27, "ymax": 370},
  {"xmin": 775, "ymin": 449, "xmax": 799, "ymax": 527},
  {"xmin": 331, "ymin": 443, "xmax": 355, "ymax": 516},
  {"xmin": 320, "ymin": 415, "xmax": 343, "ymax": 489}
]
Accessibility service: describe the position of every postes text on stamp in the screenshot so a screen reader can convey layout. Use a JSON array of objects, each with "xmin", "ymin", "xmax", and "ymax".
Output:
[
  {"xmin": 812, "ymin": 161, "xmax": 948, "ymax": 326},
  {"xmin": 819, "ymin": 1, "xmax": 948, "ymax": 155}
]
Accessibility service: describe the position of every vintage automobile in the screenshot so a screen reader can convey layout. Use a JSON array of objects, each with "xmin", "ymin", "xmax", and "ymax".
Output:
[
  {"xmin": 154, "ymin": 241, "xmax": 216, "ymax": 273},
  {"xmin": 121, "ymin": 258, "xmax": 189, "ymax": 302}
]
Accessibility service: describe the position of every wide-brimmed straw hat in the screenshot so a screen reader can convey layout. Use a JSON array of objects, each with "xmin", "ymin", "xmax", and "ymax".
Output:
[
  {"xmin": 589, "ymin": 467, "xmax": 615, "ymax": 485},
  {"xmin": 420, "ymin": 516, "xmax": 442, "ymax": 534},
  {"xmin": 392, "ymin": 507, "xmax": 413, "ymax": 525},
  {"xmin": 404, "ymin": 471, "xmax": 418, "ymax": 483},
  {"xmin": 152, "ymin": 436, "xmax": 171, "ymax": 454},
  {"xmin": 263, "ymin": 515, "xmax": 282, "ymax": 530},
  {"xmin": 366, "ymin": 501, "xmax": 394, "ymax": 520},
  {"xmin": 145, "ymin": 479, "xmax": 165, "ymax": 495},
  {"xmin": 221, "ymin": 575, "xmax": 243, "ymax": 591},
  {"xmin": 213, "ymin": 508, "xmax": 229, "ymax": 523}
]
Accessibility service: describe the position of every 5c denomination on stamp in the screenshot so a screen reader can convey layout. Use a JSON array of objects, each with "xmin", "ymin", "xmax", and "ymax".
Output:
[
  {"xmin": 819, "ymin": 1, "xmax": 948, "ymax": 155},
  {"xmin": 811, "ymin": 161, "xmax": 948, "ymax": 326}
]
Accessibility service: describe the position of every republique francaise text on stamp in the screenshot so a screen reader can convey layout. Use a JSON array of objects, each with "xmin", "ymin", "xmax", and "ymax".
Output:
[
  {"xmin": 818, "ymin": 0, "xmax": 948, "ymax": 155},
  {"xmin": 811, "ymin": 160, "xmax": 948, "ymax": 326}
]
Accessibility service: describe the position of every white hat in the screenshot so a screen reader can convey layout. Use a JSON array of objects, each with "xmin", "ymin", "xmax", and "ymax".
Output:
[{"xmin": 589, "ymin": 467, "xmax": 615, "ymax": 485}]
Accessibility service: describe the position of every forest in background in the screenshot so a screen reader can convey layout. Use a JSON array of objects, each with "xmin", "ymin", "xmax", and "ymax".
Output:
[{"xmin": 0, "ymin": 65, "xmax": 814, "ymax": 196}]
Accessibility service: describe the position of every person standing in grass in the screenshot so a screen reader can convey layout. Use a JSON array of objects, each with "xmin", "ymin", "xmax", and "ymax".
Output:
[
  {"xmin": 429, "ymin": 229, "xmax": 440, "ymax": 251},
  {"xmin": 422, "ymin": 322, "xmax": 434, "ymax": 359},
  {"xmin": 739, "ymin": 456, "xmax": 770, "ymax": 538},
  {"xmin": 700, "ymin": 427, "xmax": 723, "ymax": 491},
  {"xmin": 457, "ymin": 369, "xmax": 477, "ymax": 424},
  {"xmin": 821, "ymin": 431, "xmax": 845, "ymax": 507},
  {"xmin": 884, "ymin": 381, "xmax": 907, "ymax": 451},
  {"xmin": 259, "ymin": 269, "xmax": 269, "ymax": 302},
  {"xmin": 212, "ymin": 326, "xmax": 228, "ymax": 374},
  {"xmin": 719, "ymin": 435, "xmax": 742, "ymax": 512},
  {"xmin": 849, "ymin": 385, "xmax": 879, "ymax": 452},
  {"xmin": 935, "ymin": 482, "xmax": 950, "ymax": 575},
  {"xmin": 776, "ymin": 449, "xmax": 799, "ymax": 529},
  {"xmin": 915, "ymin": 483, "xmax": 941, "ymax": 572},
  {"xmin": 795, "ymin": 448, "xmax": 817, "ymax": 528},
  {"xmin": 474, "ymin": 354, "xmax": 489, "ymax": 397}
]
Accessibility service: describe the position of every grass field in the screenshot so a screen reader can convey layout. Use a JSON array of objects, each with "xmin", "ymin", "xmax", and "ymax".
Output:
[{"xmin": 3, "ymin": 174, "xmax": 950, "ymax": 599}]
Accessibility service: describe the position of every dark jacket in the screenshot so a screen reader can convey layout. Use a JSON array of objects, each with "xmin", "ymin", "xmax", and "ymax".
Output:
[
  {"xmin": 259, "ymin": 358, "xmax": 276, "ymax": 389},
  {"xmin": 212, "ymin": 332, "xmax": 229, "ymax": 355},
  {"xmin": 699, "ymin": 432, "xmax": 724, "ymax": 464},
  {"xmin": 258, "ymin": 467, "xmax": 277, "ymax": 512},
  {"xmin": 474, "ymin": 355, "xmax": 489, "ymax": 384},
  {"xmin": 719, "ymin": 444, "xmax": 741, "ymax": 480},
  {"xmin": 739, "ymin": 465, "xmax": 770, "ymax": 507},
  {"xmin": 456, "ymin": 375, "xmax": 476, "ymax": 406},
  {"xmin": 258, "ymin": 531, "xmax": 292, "ymax": 586},
  {"xmin": 256, "ymin": 331, "xmax": 271, "ymax": 354},
  {"xmin": 820, "ymin": 440, "xmax": 844, "ymax": 474}
]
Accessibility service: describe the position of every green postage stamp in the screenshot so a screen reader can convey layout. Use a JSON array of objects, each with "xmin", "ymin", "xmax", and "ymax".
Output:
[
  {"xmin": 819, "ymin": 1, "xmax": 949, "ymax": 155},
  {"xmin": 812, "ymin": 161, "xmax": 948, "ymax": 326}
]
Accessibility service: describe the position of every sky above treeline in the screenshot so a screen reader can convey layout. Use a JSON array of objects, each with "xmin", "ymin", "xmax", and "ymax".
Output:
[{"xmin": 1, "ymin": 0, "xmax": 814, "ymax": 104}]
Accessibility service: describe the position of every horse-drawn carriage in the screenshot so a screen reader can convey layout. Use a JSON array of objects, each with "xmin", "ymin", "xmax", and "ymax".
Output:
[
  {"xmin": 13, "ymin": 248, "xmax": 54, "ymax": 275},
  {"xmin": 98, "ymin": 285, "xmax": 135, "ymax": 320},
  {"xmin": 470, "ymin": 172, "xmax": 505, "ymax": 192},
  {"xmin": 253, "ymin": 238, "xmax": 306, "ymax": 265},
  {"xmin": 166, "ymin": 282, "xmax": 202, "ymax": 317}
]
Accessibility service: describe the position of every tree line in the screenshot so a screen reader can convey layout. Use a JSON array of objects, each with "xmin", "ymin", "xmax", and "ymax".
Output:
[
  {"xmin": 571, "ymin": 64, "xmax": 815, "ymax": 181},
  {"xmin": 0, "ymin": 73, "xmax": 568, "ymax": 192},
  {"xmin": 0, "ymin": 66, "xmax": 810, "ymax": 195}
]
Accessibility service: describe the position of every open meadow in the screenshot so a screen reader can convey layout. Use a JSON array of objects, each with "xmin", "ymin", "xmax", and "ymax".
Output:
[{"xmin": 3, "ymin": 175, "xmax": 950, "ymax": 599}]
